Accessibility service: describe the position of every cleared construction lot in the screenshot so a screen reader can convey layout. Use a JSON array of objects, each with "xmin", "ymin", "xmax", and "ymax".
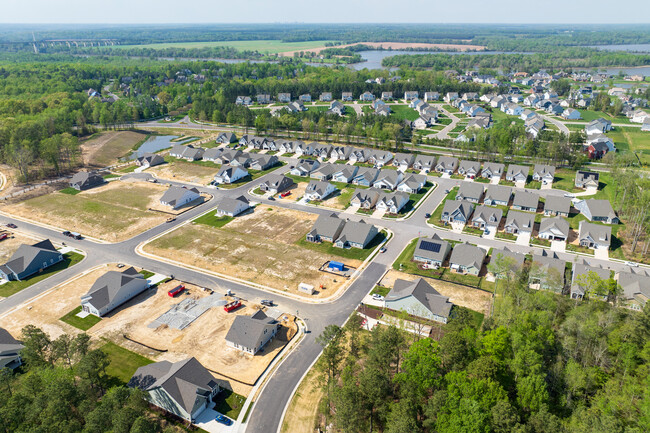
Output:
[
  {"xmin": 145, "ymin": 206, "xmax": 361, "ymax": 297},
  {"xmin": 146, "ymin": 158, "xmax": 219, "ymax": 184},
  {"xmin": 81, "ymin": 131, "xmax": 149, "ymax": 167},
  {"xmin": 1, "ymin": 181, "xmax": 172, "ymax": 242}
]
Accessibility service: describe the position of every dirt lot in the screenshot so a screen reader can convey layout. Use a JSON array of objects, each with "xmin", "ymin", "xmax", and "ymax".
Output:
[
  {"xmin": 90, "ymin": 279, "xmax": 297, "ymax": 396},
  {"xmin": 145, "ymin": 206, "xmax": 360, "ymax": 297},
  {"xmin": 279, "ymin": 41, "xmax": 486, "ymax": 56},
  {"xmin": 0, "ymin": 232, "xmax": 40, "ymax": 264},
  {"xmin": 1, "ymin": 181, "xmax": 171, "ymax": 242},
  {"xmin": 280, "ymin": 366, "xmax": 324, "ymax": 433},
  {"xmin": 81, "ymin": 131, "xmax": 149, "ymax": 167},
  {"xmin": 381, "ymin": 269, "xmax": 492, "ymax": 315},
  {"xmin": 146, "ymin": 159, "xmax": 220, "ymax": 185}
]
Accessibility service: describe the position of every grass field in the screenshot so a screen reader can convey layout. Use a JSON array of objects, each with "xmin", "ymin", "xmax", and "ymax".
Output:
[
  {"xmin": 81, "ymin": 131, "xmax": 149, "ymax": 167},
  {"xmin": 390, "ymin": 105, "xmax": 420, "ymax": 121},
  {"xmin": 0, "ymin": 252, "xmax": 84, "ymax": 298},
  {"xmin": 101, "ymin": 341, "xmax": 153, "ymax": 387},
  {"xmin": 193, "ymin": 212, "xmax": 234, "ymax": 228},
  {"xmin": 115, "ymin": 39, "xmax": 335, "ymax": 53},
  {"xmin": 608, "ymin": 126, "xmax": 650, "ymax": 165},
  {"xmin": 295, "ymin": 230, "xmax": 387, "ymax": 261},
  {"xmin": 59, "ymin": 306, "xmax": 102, "ymax": 331},
  {"xmin": 213, "ymin": 389, "xmax": 247, "ymax": 420}
]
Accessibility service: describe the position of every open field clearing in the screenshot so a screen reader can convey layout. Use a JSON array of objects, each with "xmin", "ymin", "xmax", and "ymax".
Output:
[
  {"xmin": 116, "ymin": 39, "xmax": 335, "ymax": 53},
  {"xmin": 381, "ymin": 269, "xmax": 492, "ymax": 316},
  {"xmin": 145, "ymin": 206, "xmax": 361, "ymax": 297},
  {"xmin": 279, "ymin": 41, "xmax": 486, "ymax": 56},
  {"xmin": 81, "ymin": 131, "xmax": 149, "ymax": 167},
  {"xmin": 1, "ymin": 181, "xmax": 171, "ymax": 242},
  {"xmin": 146, "ymin": 158, "xmax": 219, "ymax": 184}
]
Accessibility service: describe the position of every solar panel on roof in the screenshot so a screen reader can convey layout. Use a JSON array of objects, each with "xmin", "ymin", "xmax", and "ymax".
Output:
[{"xmin": 419, "ymin": 240, "xmax": 441, "ymax": 253}]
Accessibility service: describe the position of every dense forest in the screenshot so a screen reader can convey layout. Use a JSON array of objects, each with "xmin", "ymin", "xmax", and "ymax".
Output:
[
  {"xmin": 0, "ymin": 326, "xmax": 180, "ymax": 433},
  {"xmin": 315, "ymin": 283, "xmax": 650, "ymax": 433}
]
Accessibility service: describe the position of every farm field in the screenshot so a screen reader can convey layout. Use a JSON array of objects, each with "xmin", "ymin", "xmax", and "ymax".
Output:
[
  {"xmin": 116, "ymin": 39, "xmax": 335, "ymax": 53},
  {"xmin": 145, "ymin": 206, "xmax": 362, "ymax": 297},
  {"xmin": 1, "ymin": 181, "xmax": 172, "ymax": 242},
  {"xmin": 81, "ymin": 131, "xmax": 149, "ymax": 167}
]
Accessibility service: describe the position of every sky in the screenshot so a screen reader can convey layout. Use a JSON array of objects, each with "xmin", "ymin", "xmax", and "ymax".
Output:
[{"xmin": 3, "ymin": 0, "xmax": 650, "ymax": 24}]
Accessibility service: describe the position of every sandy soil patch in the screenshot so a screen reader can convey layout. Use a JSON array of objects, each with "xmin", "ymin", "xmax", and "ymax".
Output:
[
  {"xmin": 146, "ymin": 159, "xmax": 219, "ymax": 185},
  {"xmin": 1, "ymin": 181, "xmax": 170, "ymax": 242},
  {"xmin": 381, "ymin": 269, "xmax": 492, "ymax": 315},
  {"xmin": 0, "ymin": 232, "xmax": 40, "ymax": 264},
  {"xmin": 279, "ymin": 41, "xmax": 486, "ymax": 56},
  {"xmin": 81, "ymin": 131, "xmax": 149, "ymax": 167},
  {"xmin": 145, "ymin": 206, "xmax": 360, "ymax": 297},
  {"xmin": 280, "ymin": 366, "xmax": 324, "ymax": 433},
  {"xmin": 290, "ymin": 182, "xmax": 308, "ymax": 200}
]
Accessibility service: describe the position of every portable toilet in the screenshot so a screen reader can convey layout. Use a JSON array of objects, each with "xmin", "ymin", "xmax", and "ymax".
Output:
[
  {"xmin": 328, "ymin": 261, "xmax": 345, "ymax": 272},
  {"xmin": 298, "ymin": 283, "xmax": 315, "ymax": 295}
]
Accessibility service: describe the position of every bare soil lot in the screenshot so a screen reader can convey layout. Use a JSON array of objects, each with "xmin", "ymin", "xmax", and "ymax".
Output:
[
  {"xmin": 146, "ymin": 159, "xmax": 219, "ymax": 184},
  {"xmin": 145, "ymin": 206, "xmax": 360, "ymax": 297},
  {"xmin": 81, "ymin": 131, "xmax": 149, "ymax": 167},
  {"xmin": 1, "ymin": 181, "xmax": 171, "ymax": 242},
  {"xmin": 381, "ymin": 269, "xmax": 492, "ymax": 315}
]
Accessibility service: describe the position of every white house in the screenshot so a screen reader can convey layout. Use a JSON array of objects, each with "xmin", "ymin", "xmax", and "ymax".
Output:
[
  {"xmin": 160, "ymin": 186, "xmax": 201, "ymax": 209},
  {"xmin": 214, "ymin": 165, "xmax": 248, "ymax": 184}
]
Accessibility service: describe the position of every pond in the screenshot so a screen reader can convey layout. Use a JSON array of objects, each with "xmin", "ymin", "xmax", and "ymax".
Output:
[{"xmin": 129, "ymin": 135, "xmax": 194, "ymax": 159}]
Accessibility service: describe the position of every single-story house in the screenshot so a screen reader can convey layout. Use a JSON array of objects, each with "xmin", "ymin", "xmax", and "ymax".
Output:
[
  {"xmin": 456, "ymin": 182, "xmax": 484, "ymax": 203},
  {"xmin": 435, "ymin": 156, "xmax": 459, "ymax": 174},
  {"xmin": 80, "ymin": 267, "xmax": 148, "ymax": 317},
  {"xmin": 574, "ymin": 199, "xmax": 619, "ymax": 224},
  {"xmin": 413, "ymin": 155, "xmax": 436, "ymax": 173},
  {"xmin": 331, "ymin": 165, "xmax": 359, "ymax": 184},
  {"xmin": 483, "ymin": 185, "xmax": 512, "ymax": 206},
  {"xmin": 617, "ymin": 269, "xmax": 650, "ymax": 311},
  {"xmin": 458, "ymin": 160, "xmax": 481, "ymax": 178},
  {"xmin": 310, "ymin": 163, "xmax": 338, "ymax": 181},
  {"xmin": 169, "ymin": 144, "xmax": 204, "ymax": 161},
  {"xmin": 578, "ymin": 221, "xmax": 612, "ymax": 250},
  {"xmin": 532, "ymin": 164, "xmax": 555, "ymax": 185},
  {"xmin": 562, "ymin": 108, "xmax": 582, "ymax": 120},
  {"xmin": 529, "ymin": 251, "xmax": 566, "ymax": 291},
  {"xmin": 449, "ymin": 243, "xmax": 486, "ymax": 276},
  {"xmin": 352, "ymin": 167, "xmax": 380, "ymax": 186},
  {"xmin": 489, "ymin": 247, "xmax": 525, "ymax": 278},
  {"xmin": 538, "ymin": 216, "xmax": 570, "ymax": 241},
  {"xmin": 0, "ymin": 239, "xmax": 63, "ymax": 281},
  {"xmin": 441, "ymin": 200, "xmax": 474, "ymax": 224},
  {"xmin": 216, "ymin": 132, "xmax": 238, "ymax": 144},
  {"xmin": 412, "ymin": 234, "xmax": 451, "ymax": 268},
  {"xmin": 306, "ymin": 213, "xmax": 346, "ymax": 243},
  {"xmin": 304, "ymin": 181, "xmax": 337, "ymax": 201},
  {"xmin": 481, "ymin": 162, "xmax": 505, "ymax": 179},
  {"xmin": 504, "ymin": 211, "xmax": 535, "ymax": 234},
  {"xmin": 570, "ymin": 261, "xmax": 612, "ymax": 300},
  {"xmin": 160, "ymin": 186, "xmax": 201, "ymax": 209},
  {"xmin": 367, "ymin": 150, "xmax": 394, "ymax": 168},
  {"xmin": 350, "ymin": 188, "xmax": 381, "ymax": 209},
  {"xmin": 128, "ymin": 357, "xmax": 220, "ymax": 423},
  {"xmin": 470, "ymin": 205, "xmax": 503, "ymax": 230},
  {"xmin": 225, "ymin": 310, "xmax": 277, "ymax": 354},
  {"xmin": 512, "ymin": 190, "xmax": 539, "ymax": 212},
  {"xmin": 290, "ymin": 159, "xmax": 320, "ymax": 177},
  {"xmin": 333, "ymin": 220, "xmax": 379, "ymax": 249},
  {"xmin": 375, "ymin": 191, "xmax": 409, "ymax": 214},
  {"xmin": 260, "ymin": 174, "xmax": 294, "ymax": 194},
  {"xmin": 505, "ymin": 164, "xmax": 529, "ymax": 182},
  {"xmin": 396, "ymin": 174, "xmax": 426, "ymax": 194},
  {"xmin": 372, "ymin": 170, "xmax": 403, "ymax": 190},
  {"xmin": 202, "ymin": 148, "xmax": 223, "ymax": 162},
  {"xmin": 249, "ymin": 154, "xmax": 278, "ymax": 171},
  {"xmin": 214, "ymin": 165, "xmax": 248, "ymax": 185},
  {"xmin": 216, "ymin": 195, "xmax": 250, "ymax": 217},
  {"xmin": 215, "ymin": 149, "xmax": 242, "ymax": 165},
  {"xmin": 0, "ymin": 328, "xmax": 24, "ymax": 370},
  {"xmin": 575, "ymin": 171, "xmax": 600, "ymax": 189},
  {"xmin": 136, "ymin": 153, "xmax": 165, "ymax": 168},
  {"xmin": 69, "ymin": 171, "xmax": 105, "ymax": 191},
  {"xmin": 544, "ymin": 195, "xmax": 571, "ymax": 217},
  {"xmin": 384, "ymin": 278, "xmax": 453, "ymax": 324},
  {"xmin": 392, "ymin": 153, "xmax": 415, "ymax": 171}
]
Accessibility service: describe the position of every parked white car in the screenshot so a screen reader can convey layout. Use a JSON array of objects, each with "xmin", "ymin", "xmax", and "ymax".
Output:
[{"xmin": 371, "ymin": 294, "xmax": 384, "ymax": 301}]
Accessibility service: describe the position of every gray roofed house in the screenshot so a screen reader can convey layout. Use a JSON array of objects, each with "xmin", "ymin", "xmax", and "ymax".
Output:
[
  {"xmin": 225, "ymin": 310, "xmax": 278, "ymax": 354},
  {"xmin": 396, "ymin": 173, "xmax": 426, "ymax": 194},
  {"xmin": 412, "ymin": 234, "xmax": 451, "ymax": 268},
  {"xmin": 575, "ymin": 199, "xmax": 619, "ymax": 224},
  {"xmin": 376, "ymin": 190, "xmax": 410, "ymax": 214},
  {"xmin": 458, "ymin": 160, "xmax": 482, "ymax": 178},
  {"xmin": 456, "ymin": 182, "xmax": 484, "ymax": 203},
  {"xmin": 483, "ymin": 184, "xmax": 512, "ymax": 206},
  {"xmin": 216, "ymin": 195, "xmax": 250, "ymax": 217},
  {"xmin": 512, "ymin": 190, "xmax": 539, "ymax": 212},
  {"xmin": 617, "ymin": 269, "xmax": 650, "ymax": 310},
  {"xmin": 0, "ymin": 328, "xmax": 24, "ymax": 369},
  {"xmin": 368, "ymin": 150, "xmax": 394, "ymax": 167},
  {"xmin": 160, "ymin": 186, "xmax": 201, "ymax": 209},
  {"xmin": 216, "ymin": 132, "xmax": 238, "ymax": 144},
  {"xmin": 413, "ymin": 155, "xmax": 436, "ymax": 172},
  {"xmin": 306, "ymin": 213, "xmax": 346, "ymax": 243},
  {"xmin": 532, "ymin": 164, "xmax": 556, "ymax": 185},
  {"xmin": 489, "ymin": 247, "xmax": 525, "ymax": 278},
  {"xmin": 506, "ymin": 164, "xmax": 529, "ymax": 182},
  {"xmin": 349, "ymin": 148, "xmax": 367, "ymax": 164},
  {"xmin": 260, "ymin": 174, "xmax": 294, "ymax": 194},
  {"xmin": 290, "ymin": 159, "xmax": 320, "ymax": 176},
  {"xmin": 570, "ymin": 261, "xmax": 612, "ymax": 300},
  {"xmin": 80, "ymin": 267, "xmax": 148, "ymax": 317},
  {"xmin": 385, "ymin": 278, "xmax": 453, "ymax": 323},
  {"xmin": 304, "ymin": 181, "xmax": 337, "ymax": 201},
  {"xmin": 215, "ymin": 149, "xmax": 242, "ymax": 164},
  {"xmin": 214, "ymin": 164, "xmax": 248, "ymax": 184},
  {"xmin": 470, "ymin": 205, "xmax": 503, "ymax": 229},
  {"xmin": 529, "ymin": 251, "xmax": 566, "ymax": 291},
  {"xmin": 201, "ymin": 147, "xmax": 224, "ymax": 162},
  {"xmin": 0, "ymin": 239, "xmax": 63, "ymax": 281},
  {"xmin": 128, "ymin": 357, "xmax": 220, "ymax": 422},
  {"xmin": 352, "ymin": 167, "xmax": 380, "ymax": 187},
  {"xmin": 331, "ymin": 165, "xmax": 359, "ymax": 183},
  {"xmin": 69, "ymin": 171, "xmax": 105, "ymax": 191},
  {"xmin": 441, "ymin": 200, "xmax": 474, "ymax": 224},
  {"xmin": 136, "ymin": 153, "xmax": 165, "ymax": 168},
  {"xmin": 504, "ymin": 211, "xmax": 535, "ymax": 234},
  {"xmin": 435, "ymin": 156, "xmax": 459, "ymax": 174},
  {"xmin": 332, "ymin": 145, "xmax": 353, "ymax": 160},
  {"xmin": 350, "ymin": 188, "xmax": 381, "ymax": 209},
  {"xmin": 313, "ymin": 143, "xmax": 333, "ymax": 159},
  {"xmin": 538, "ymin": 216, "xmax": 570, "ymax": 241},
  {"xmin": 177, "ymin": 145, "xmax": 204, "ymax": 161},
  {"xmin": 392, "ymin": 153, "xmax": 415, "ymax": 171},
  {"xmin": 449, "ymin": 243, "xmax": 486, "ymax": 276},
  {"xmin": 248, "ymin": 154, "xmax": 278, "ymax": 171},
  {"xmin": 334, "ymin": 220, "xmax": 379, "ymax": 249},
  {"xmin": 544, "ymin": 195, "xmax": 571, "ymax": 217},
  {"xmin": 578, "ymin": 221, "xmax": 612, "ymax": 250},
  {"xmin": 372, "ymin": 169, "xmax": 403, "ymax": 190},
  {"xmin": 575, "ymin": 170, "xmax": 600, "ymax": 189},
  {"xmin": 310, "ymin": 163, "xmax": 338, "ymax": 181},
  {"xmin": 481, "ymin": 162, "xmax": 505, "ymax": 179}
]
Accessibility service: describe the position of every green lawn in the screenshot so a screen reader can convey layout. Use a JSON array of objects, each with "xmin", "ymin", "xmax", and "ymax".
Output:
[
  {"xmin": 568, "ymin": 109, "xmax": 632, "ymax": 124},
  {"xmin": 428, "ymin": 187, "xmax": 458, "ymax": 226},
  {"xmin": 0, "ymin": 252, "xmax": 85, "ymax": 298},
  {"xmin": 116, "ymin": 164, "xmax": 139, "ymax": 174},
  {"xmin": 103, "ymin": 174, "xmax": 120, "ymax": 180},
  {"xmin": 552, "ymin": 168, "xmax": 583, "ymax": 193},
  {"xmin": 213, "ymin": 389, "xmax": 247, "ymax": 420},
  {"xmin": 390, "ymin": 105, "xmax": 420, "ymax": 121},
  {"xmin": 453, "ymin": 306, "xmax": 484, "ymax": 328},
  {"xmin": 101, "ymin": 341, "xmax": 154, "ymax": 387},
  {"xmin": 60, "ymin": 187, "xmax": 81, "ymax": 195},
  {"xmin": 295, "ymin": 230, "xmax": 387, "ymax": 261},
  {"xmin": 139, "ymin": 270, "xmax": 155, "ymax": 279},
  {"xmin": 370, "ymin": 285, "xmax": 391, "ymax": 297},
  {"xmin": 59, "ymin": 306, "xmax": 102, "ymax": 331},
  {"xmin": 489, "ymin": 109, "xmax": 524, "ymax": 127},
  {"xmin": 609, "ymin": 126, "xmax": 650, "ymax": 165},
  {"xmin": 218, "ymin": 162, "xmax": 285, "ymax": 189},
  {"xmin": 192, "ymin": 212, "xmax": 234, "ymax": 228},
  {"xmin": 114, "ymin": 39, "xmax": 336, "ymax": 53}
]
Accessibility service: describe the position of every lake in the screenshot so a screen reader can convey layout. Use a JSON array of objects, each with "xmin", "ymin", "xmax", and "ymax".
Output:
[
  {"xmin": 351, "ymin": 50, "xmax": 531, "ymax": 70},
  {"xmin": 589, "ymin": 44, "xmax": 650, "ymax": 53},
  {"xmin": 130, "ymin": 135, "xmax": 192, "ymax": 159}
]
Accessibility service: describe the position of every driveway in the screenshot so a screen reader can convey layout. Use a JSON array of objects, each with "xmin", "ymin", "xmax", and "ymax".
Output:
[
  {"xmin": 371, "ymin": 209, "xmax": 387, "ymax": 219},
  {"xmin": 541, "ymin": 182, "xmax": 553, "ymax": 190},
  {"xmin": 594, "ymin": 248, "xmax": 609, "ymax": 260},
  {"xmin": 482, "ymin": 228, "xmax": 496, "ymax": 240},
  {"xmin": 490, "ymin": 177, "xmax": 500, "ymax": 185},
  {"xmin": 551, "ymin": 240, "xmax": 566, "ymax": 253},
  {"xmin": 451, "ymin": 222, "xmax": 464, "ymax": 233},
  {"xmin": 515, "ymin": 180, "xmax": 526, "ymax": 188},
  {"xmin": 516, "ymin": 232, "xmax": 532, "ymax": 246},
  {"xmin": 194, "ymin": 405, "xmax": 237, "ymax": 433}
]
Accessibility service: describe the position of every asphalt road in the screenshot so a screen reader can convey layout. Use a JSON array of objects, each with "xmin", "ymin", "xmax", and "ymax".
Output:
[{"xmin": 0, "ymin": 152, "xmax": 644, "ymax": 433}]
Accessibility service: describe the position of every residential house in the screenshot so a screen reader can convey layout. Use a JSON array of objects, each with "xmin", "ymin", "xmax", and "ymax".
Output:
[
  {"xmin": 512, "ymin": 190, "xmax": 539, "ymax": 212},
  {"xmin": 575, "ymin": 199, "xmax": 619, "ymax": 224},
  {"xmin": 456, "ymin": 182, "xmax": 484, "ymax": 203},
  {"xmin": 313, "ymin": 143, "xmax": 333, "ymax": 159},
  {"xmin": 630, "ymin": 109, "xmax": 650, "ymax": 124},
  {"xmin": 332, "ymin": 145, "xmax": 353, "ymax": 161},
  {"xmin": 575, "ymin": 170, "xmax": 600, "ymax": 189},
  {"xmin": 202, "ymin": 148, "xmax": 223, "ymax": 162},
  {"xmin": 587, "ymin": 140, "xmax": 611, "ymax": 159},
  {"xmin": 489, "ymin": 247, "xmax": 525, "ymax": 278},
  {"xmin": 294, "ymin": 142, "xmax": 315, "ymax": 157},
  {"xmin": 299, "ymin": 94, "xmax": 311, "ymax": 103},
  {"xmin": 481, "ymin": 162, "xmax": 505, "ymax": 179},
  {"xmin": 396, "ymin": 174, "xmax": 426, "ymax": 194},
  {"xmin": 462, "ymin": 92, "xmax": 478, "ymax": 101},
  {"xmin": 278, "ymin": 140, "xmax": 296, "ymax": 154},
  {"xmin": 413, "ymin": 115, "xmax": 433, "ymax": 129},
  {"xmin": 80, "ymin": 267, "xmax": 148, "ymax": 317},
  {"xmin": 562, "ymin": 108, "xmax": 582, "ymax": 120},
  {"xmin": 310, "ymin": 163, "xmax": 338, "ymax": 181},
  {"xmin": 248, "ymin": 154, "xmax": 278, "ymax": 171},
  {"xmin": 375, "ymin": 104, "xmax": 392, "ymax": 116},
  {"xmin": 504, "ymin": 211, "xmax": 535, "ymax": 234},
  {"xmin": 277, "ymin": 93, "xmax": 291, "ymax": 103},
  {"xmin": 306, "ymin": 213, "xmax": 346, "ymax": 243},
  {"xmin": 435, "ymin": 156, "xmax": 459, "ymax": 174},
  {"xmin": 256, "ymin": 94, "xmax": 271, "ymax": 104},
  {"xmin": 506, "ymin": 164, "xmax": 529, "ymax": 182},
  {"xmin": 331, "ymin": 165, "xmax": 359, "ymax": 183},
  {"xmin": 214, "ymin": 165, "xmax": 248, "ymax": 185},
  {"xmin": 532, "ymin": 164, "xmax": 555, "ymax": 185},
  {"xmin": 128, "ymin": 357, "xmax": 220, "ymax": 422},
  {"xmin": 359, "ymin": 91, "xmax": 375, "ymax": 102},
  {"xmin": 520, "ymin": 109, "xmax": 537, "ymax": 121},
  {"xmin": 226, "ymin": 310, "xmax": 277, "ymax": 354},
  {"xmin": 350, "ymin": 188, "xmax": 381, "ymax": 209},
  {"xmin": 69, "ymin": 171, "xmax": 105, "ymax": 191},
  {"xmin": 538, "ymin": 217, "xmax": 570, "ymax": 241},
  {"xmin": 341, "ymin": 92, "xmax": 353, "ymax": 101},
  {"xmin": 352, "ymin": 167, "xmax": 380, "ymax": 186},
  {"xmin": 458, "ymin": 160, "xmax": 481, "ymax": 179},
  {"xmin": 466, "ymin": 105, "xmax": 485, "ymax": 117},
  {"xmin": 412, "ymin": 234, "xmax": 451, "ymax": 268},
  {"xmin": 470, "ymin": 205, "xmax": 503, "ymax": 230},
  {"xmin": 160, "ymin": 186, "xmax": 201, "ymax": 208},
  {"xmin": 526, "ymin": 116, "xmax": 546, "ymax": 137},
  {"xmin": 0, "ymin": 328, "xmax": 24, "ymax": 369},
  {"xmin": 467, "ymin": 115, "xmax": 492, "ymax": 129},
  {"xmin": 529, "ymin": 251, "xmax": 566, "ymax": 291},
  {"xmin": 376, "ymin": 191, "xmax": 410, "ymax": 214},
  {"xmin": 483, "ymin": 185, "xmax": 512, "ymax": 206},
  {"xmin": 319, "ymin": 92, "xmax": 332, "ymax": 102},
  {"xmin": 304, "ymin": 180, "xmax": 337, "ymax": 201},
  {"xmin": 367, "ymin": 150, "xmax": 393, "ymax": 167},
  {"xmin": 285, "ymin": 101, "xmax": 306, "ymax": 113},
  {"xmin": 413, "ymin": 155, "xmax": 436, "ymax": 173},
  {"xmin": 372, "ymin": 170, "xmax": 403, "ymax": 190},
  {"xmin": 236, "ymin": 96, "xmax": 252, "ymax": 106},
  {"xmin": 216, "ymin": 196, "xmax": 251, "ymax": 217},
  {"xmin": 328, "ymin": 100, "xmax": 345, "ymax": 116},
  {"xmin": 441, "ymin": 200, "xmax": 474, "ymax": 224},
  {"xmin": 214, "ymin": 149, "xmax": 242, "ymax": 165},
  {"xmin": 334, "ymin": 220, "xmax": 379, "ymax": 249},
  {"xmin": 384, "ymin": 278, "xmax": 453, "ymax": 324},
  {"xmin": 449, "ymin": 243, "xmax": 486, "ymax": 276},
  {"xmin": 260, "ymin": 174, "xmax": 294, "ymax": 194},
  {"xmin": 424, "ymin": 92, "xmax": 440, "ymax": 102},
  {"xmin": 617, "ymin": 269, "xmax": 650, "ymax": 311},
  {"xmin": 136, "ymin": 153, "xmax": 165, "ymax": 168},
  {"xmin": 585, "ymin": 118, "xmax": 612, "ymax": 135},
  {"xmin": 381, "ymin": 91, "xmax": 393, "ymax": 100},
  {"xmin": 392, "ymin": 153, "xmax": 415, "ymax": 171},
  {"xmin": 404, "ymin": 91, "xmax": 419, "ymax": 101},
  {"xmin": 570, "ymin": 261, "xmax": 612, "ymax": 300},
  {"xmin": 578, "ymin": 221, "xmax": 612, "ymax": 250},
  {"xmin": 544, "ymin": 195, "xmax": 571, "ymax": 217},
  {"xmin": 290, "ymin": 159, "xmax": 320, "ymax": 176},
  {"xmin": 444, "ymin": 92, "xmax": 458, "ymax": 103},
  {"xmin": 348, "ymin": 148, "xmax": 366, "ymax": 164}
]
